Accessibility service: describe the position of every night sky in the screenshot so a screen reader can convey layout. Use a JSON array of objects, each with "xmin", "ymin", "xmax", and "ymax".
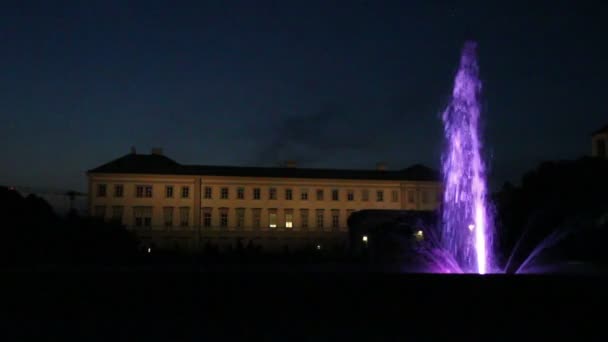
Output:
[{"xmin": 1, "ymin": 1, "xmax": 606, "ymax": 192}]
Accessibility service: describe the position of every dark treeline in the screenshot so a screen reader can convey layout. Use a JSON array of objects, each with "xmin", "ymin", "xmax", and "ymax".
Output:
[
  {"xmin": 493, "ymin": 156, "xmax": 608, "ymax": 271},
  {"xmin": 0, "ymin": 186, "xmax": 139, "ymax": 268}
]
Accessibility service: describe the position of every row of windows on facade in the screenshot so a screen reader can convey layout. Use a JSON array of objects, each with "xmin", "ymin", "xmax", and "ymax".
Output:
[
  {"xmin": 96, "ymin": 184, "xmax": 190, "ymax": 199},
  {"xmin": 94, "ymin": 206, "xmax": 354, "ymax": 229},
  {"xmin": 96, "ymin": 184, "xmax": 439, "ymax": 203}
]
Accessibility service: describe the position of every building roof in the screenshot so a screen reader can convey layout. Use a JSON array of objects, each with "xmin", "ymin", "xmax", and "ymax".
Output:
[{"xmin": 87, "ymin": 153, "xmax": 440, "ymax": 182}]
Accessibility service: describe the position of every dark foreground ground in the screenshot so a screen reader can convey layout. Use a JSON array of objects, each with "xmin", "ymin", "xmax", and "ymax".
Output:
[{"xmin": 3, "ymin": 270, "xmax": 608, "ymax": 341}]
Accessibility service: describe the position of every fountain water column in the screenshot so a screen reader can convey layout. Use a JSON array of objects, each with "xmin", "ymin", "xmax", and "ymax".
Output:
[{"xmin": 441, "ymin": 41, "xmax": 493, "ymax": 274}]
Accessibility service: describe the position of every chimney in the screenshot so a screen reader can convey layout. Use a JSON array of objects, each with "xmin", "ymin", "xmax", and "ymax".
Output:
[
  {"xmin": 130, "ymin": 146, "xmax": 137, "ymax": 154},
  {"xmin": 376, "ymin": 162, "xmax": 387, "ymax": 171},
  {"xmin": 151, "ymin": 147, "xmax": 163, "ymax": 156},
  {"xmin": 284, "ymin": 160, "xmax": 297, "ymax": 168}
]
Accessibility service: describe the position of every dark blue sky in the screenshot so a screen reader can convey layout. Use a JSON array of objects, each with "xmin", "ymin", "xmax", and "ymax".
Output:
[{"xmin": 1, "ymin": 0, "xmax": 606, "ymax": 192}]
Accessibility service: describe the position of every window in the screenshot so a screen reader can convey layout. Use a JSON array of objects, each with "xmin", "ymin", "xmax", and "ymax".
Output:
[
  {"xmin": 332, "ymin": 189, "xmax": 339, "ymax": 201},
  {"xmin": 136, "ymin": 185, "xmax": 153, "ymax": 198},
  {"xmin": 408, "ymin": 190, "xmax": 415, "ymax": 203},
  {"xmin": 202, "ymin": 207, "xmax": 212, "ymax": 227},
  {"xmin": 179, "ymin": 207, "xmax": 190, "ymax": 227},
  {"xmin": 181, "ymin": 186, "xmax": 189, "ymax": 198},
  {"xmin": 134, "ymin": 207, "xmax": 152, "ymax": 227},
  {"xmin": 111, "ymin": 206, "xmax": 124, "ymax": 222},
  {"xmin": 204, "ymin": 187, "xmax": 212, "ymax": 199},
  {"xmin": 422, "ymin": 190, "xmax": 429, "ymax": 204},
  {"xmin": 236, "ymin": 208, "xmax": 245, "ymax": 228},
  {"xmin": 166, "ymin": 186, "xmax": 174, "ymax": 198},
  {"xmin": 300, "ymin": 209, "xmax": 309, "ymax": 229},
  {"xmin": 285, "ymin": 209, "xmax": 293, "ymax": 228},
  {"xmin": 269, "ymin": 188, "xmax": 277, "ymax": 200},
  {"xmin": 392, "ymin": 190, "xmax": 399, "ymax": 202},
  {"xmin": 220, "ymin": 208, "xmax": 228, "ymax": 227},
  {"xmin": 220, "ymin": 187, "xmax": 229, "ymax": 199},
  {"xmin": 97, "ymin": 184, "xmax": 106, "ymax": 197},
  {"xmin": 268, "ymin": 209, "xmax": 277, "ymax": 228},
  {"xmin": 285, "ymin": 189, "xmax": 293, "ymax": 200},
  {"xmin": 163, "ymin": 207, "xmax": 174, "ymax": 227},
  {"xmin": 252, "ymin": 208, "xmax": 261, "ymax": 229},
  {"xmin": 376, "ymin": 190, "xmax": 384, "ymax": 202},
  {"xmin": 362, "ymin": 189, "xmax": 369, "ymax": 201},
  {"xmin": 300, "ymin": 189, "xmax": 308, "ymax": 200},
  {"xmin": 316, "ymin": 209, "xmax": 324, "ymax": 229},
  {"xmin": 114, "ymin": 185, "xmax": 123, "ymax": 198},
  {"xmin": 237, "ymin": 187, "xmax": 245, "ymax": 199},
  {"xmin": 347, "ymin": 190, "xmax": 354, "ymax": 201},
  {"xmin": 253, "ymin": 188, "xmax": 261, "ymax": 200},
  {"xmin": 316, "ymin": 189, "xmax": 324, "ymax": 201},
  {"xmin": 94, "ymin": 205, "xmax": 106, "ymax": 218},
  {"xmin": 331, "ymin": 210, "xmax": 340, "ymax": 229}
]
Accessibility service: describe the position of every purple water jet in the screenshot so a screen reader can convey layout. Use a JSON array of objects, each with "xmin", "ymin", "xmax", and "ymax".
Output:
[{"xmin": 440, "ymin": 41, "xmax": 494, "ymax": 274}]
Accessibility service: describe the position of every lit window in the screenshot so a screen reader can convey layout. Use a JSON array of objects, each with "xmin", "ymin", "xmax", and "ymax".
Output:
[
  {"xmin": 362, "ymin": 235, "xmax": 368, "ymax": 242},
  {"xmin": 166, "ymin": 186, "xmax": 174, "ymax": 198},
  {"xmin": 285, "ymin": 189, "xmax": 293, "ymax": 200},
  {"xmin": 253, "ymin": 188, "xmax": 261, "ymax": 200},
  {"xmin": 269, "ymin": 209, "xmax": 277, "ymax": 228},
  {"xmin": 376, "ymin": 190, "xmax": 384, "ymax": 202},
  {"xmin": 221, "ymin": 187, "xmax": 229, "ymax": 199},
  {"xmin": 97, "ymin": 184, "xmax": 106, "ymax": 197},
  {"xmin": 237, "ymin": 187, "xmax": 245, "ymax": 199},
  {"xmin": 181, "ymin": 186, "xmax": 189, "ymax": 198},
  {"xmin": 285, "ymin": 209, "xmax": 293, "ymax": 228}
]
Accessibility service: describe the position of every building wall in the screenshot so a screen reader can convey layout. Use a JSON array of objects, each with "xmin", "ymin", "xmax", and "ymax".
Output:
[
  {"xmin": 88, "ymin": 174, "xmax": 198, "ymax": 229},
  {"xmin": 88, "ymin": 172, "xmax": 441, "ymax": 250}
]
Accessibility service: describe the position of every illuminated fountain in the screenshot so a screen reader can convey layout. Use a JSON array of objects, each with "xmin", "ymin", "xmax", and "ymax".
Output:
[{"xmin": 436, "ymin": 41, "xmax": 494, "ymax": 274}]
